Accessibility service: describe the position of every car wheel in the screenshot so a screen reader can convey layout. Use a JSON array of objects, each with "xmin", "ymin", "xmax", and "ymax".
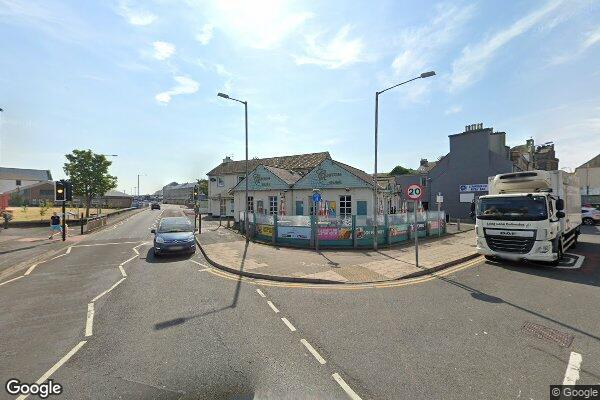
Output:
[
  {"xmin": 484, "ymin": 255, "xmax": 497, "ymax": 261},
  {"xmin": 583, "ymin": 217, "xmax": 594, "ymax": 225},
  {"xmin": 153, "ymin": 249, "xmax": 160, "ymax": 257}
]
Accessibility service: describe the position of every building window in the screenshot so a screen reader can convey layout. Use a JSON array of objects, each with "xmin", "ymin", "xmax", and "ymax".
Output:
[
  {"xmin": 340, "ymin": 195, "xmax": 351, "ymax": 216},
  {"xmin": 217, "ymin": 177, "xmax": 224, "ymax": 187},
  {"xmin": 269, "ymin": 196, "xmax": 278, "ymax": 215},
  {"xmin": 257, "ymin": 200, "xmax": 264, "ymax": 214},
  {"xmin": 420, "ymin": 177, "xmax": 427, "ymax": 187},
  {"xmin": 247, "ymin": 196, "xmax": 254, "ymax": 212},
  {"xmin": 16, "ymin": 180, "xmax": 21, "ymax": 186}
]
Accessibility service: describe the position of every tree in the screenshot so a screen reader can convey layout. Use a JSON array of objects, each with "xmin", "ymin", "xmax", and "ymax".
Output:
[
  {"xmin": 197, "ymin": 179, "xmax": 208, "ymax": 196},
  {"xmin": 39, "ymin": 199, "xmax": 52, "ymax": 220},
  {"xmin": 389, "ymin": 165, "xmax": 417, "ymax": 176},
  {"xmin": 63, "ymin": 149, "xmax": 117, "ymax": 217}
]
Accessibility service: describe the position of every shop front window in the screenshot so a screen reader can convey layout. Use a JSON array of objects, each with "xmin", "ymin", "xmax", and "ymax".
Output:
[
  {"xmin": 269, "ymin": 196, "xmax": 278, "ymax": 215},
  {"xmin": 340, "ymin": 195, "xmax": 351, "ymax": 216}
]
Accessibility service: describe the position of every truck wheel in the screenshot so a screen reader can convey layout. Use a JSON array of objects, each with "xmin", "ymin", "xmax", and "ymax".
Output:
[
  {"xmin": 551, "ymin": 239, "xmax": 563, "ymax": 266},
  {"xmin": 484, "ymin": 255, "xmax": 496, "ymax": 262}
]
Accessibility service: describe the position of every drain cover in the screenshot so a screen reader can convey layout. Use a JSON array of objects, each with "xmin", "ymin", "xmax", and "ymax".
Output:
[{"xmin": 521, "ymin": 321, "xmax": 574, "ymax": 348}]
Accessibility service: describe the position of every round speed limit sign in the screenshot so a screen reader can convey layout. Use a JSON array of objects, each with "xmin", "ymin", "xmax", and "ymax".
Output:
[{"xmin": 406, "ymin": 184, "xmax": 424, "ymax": 201}]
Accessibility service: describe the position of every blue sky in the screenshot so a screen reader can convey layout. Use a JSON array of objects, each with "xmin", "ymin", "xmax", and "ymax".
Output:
[{"xmin": 1, "ymin": 0, "xmax": 599, "ymax": 194}]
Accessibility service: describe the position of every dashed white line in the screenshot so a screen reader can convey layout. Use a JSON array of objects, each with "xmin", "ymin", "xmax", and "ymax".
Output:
[
  {"xmin": 66, "ymin": 246, "xmax": 72, "ymax": 254},
  {"xmin": 300, "ymin": 339, "xmax": 326, "ymax": 364},
  {"xmin": 256, "ymin": 289, "xmax": 266, "ymax": 298},
  {"xmin": 15, "ymin": 340, "xmax": 87, "ymax": 400},
  {"xmin": 121, "ymin": 255, "xmax": 137, "ymax": 266},
  {"xmin": 118, "ymin": 265, "xmax": 127, "ymax": 277},
  {"xmin": 281, "ymin": 317, "xmax": 297, "ymax": 332},
  {"xmin": 332, "ymin": 373, "xmax": 362, "ymax": 400},
  {"xmin": 563, "ymin": 351, "xmax": 582, "ymax": 385},
  {"xmin": 49, "ymin": 253, "xmax": 66, "ymax": 261},
  {"xmin": 24, "ymin": 263, "xmax": 39, "ymax": 276},
  {"xmin": 92, "ymin": 277, "xmax": 126, "ymax": 302},
  {"xmin": 267, "ymin": 301, "xmax": 280, "ymax": 313},
  {"xmin": 0, "ymin": 275, "xmax": 25, "ymax": 286},
  {"xmin": 85, "ymin": 303, "xmax": 94, "ymax": 337}
]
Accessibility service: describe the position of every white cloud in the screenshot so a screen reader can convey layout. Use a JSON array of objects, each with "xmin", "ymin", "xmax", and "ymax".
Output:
[
  {"xmin": 445, "ymin": 105, "xmax": 462, "ymax": 115},
  {"xmin": 152, "ymin": 41, "xmax": 175, "ymax": 60},
  {"xmin": 550, "ymin": 27, "xmax": 600, "ymax": 65},
  {"xmin": 294, "ymin": 25, "xmax": 364, "ymax": 69},
  {"xmin": 195, "ymin": 23, "xmax": 214, "ymax": 45},
  {"xmin": 215, "ymin": 64, "xmax": 231, "ymax": 77},
  {"xmin": 117, "ymin": 1, "xmax": 156, "ymax": 26},
  {"xmin": 155, "ymin": 76, "xmax": 199, "ymax": 104},
  {"xmin": 200, "ymin": 0, "xmax": 312, "ymax": 50},
  {"xmin": 449, "ymin": 0, "xmax": 564, "ymax": 91}
]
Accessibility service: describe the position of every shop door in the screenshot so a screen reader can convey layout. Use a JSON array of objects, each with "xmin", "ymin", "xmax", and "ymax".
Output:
[{"xmin": 295, "ymin": 201, "xmax": 304, "ymax": 215}]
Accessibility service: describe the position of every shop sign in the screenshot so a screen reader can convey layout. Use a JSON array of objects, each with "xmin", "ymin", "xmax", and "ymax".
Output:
[
  {"xmin": 318, "ymin": 227, "xmax": 352, "ymax": 240},
  {"xmin": 278, "ymin": 226, "xmax": 310, "ymax": 240},
  {"xmin": 257, "ymin": 224, "xmax": 273, "ymax": 236},
  {"xmin": 253, "ymin": 173, "xmax": 272, "ymax": 188},
  {"xmin": 316, "ymin": 168, "xmax": 343, "ymax": 185}
]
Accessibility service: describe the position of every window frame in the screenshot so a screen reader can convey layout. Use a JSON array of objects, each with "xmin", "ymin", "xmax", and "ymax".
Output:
[
  {"xmin": 217, "ymin": 177, "xmax": 225, "ymax": 187},
  {"xmin": 268, "ymin": 196, "xmax": 278, "ymax": 215},
  {"xmin": 247, "ymin": 196, "xmax": 254, "ymax": 213},
  {"xmin": 339, "ymin": 195, "xmax": 352, "ymax": 216}
]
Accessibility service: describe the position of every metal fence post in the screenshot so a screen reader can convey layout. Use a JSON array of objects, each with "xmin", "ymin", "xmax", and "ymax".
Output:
[
  {"xmin": 273, "ymin": 214, "xmax": 277, "ymax": 244},
  {"xmin": 352, "ymin": 215, "xmax": 357, "ymax": 249},
  {"xmin": 80, "ymin": 213, "xmax": 84, "ymax": 235}
]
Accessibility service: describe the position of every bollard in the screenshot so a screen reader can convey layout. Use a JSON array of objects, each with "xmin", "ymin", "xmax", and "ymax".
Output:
[
  {"xmin": 80, "ymin": 213, "xmax": 84, "ymax": 235},
  {"xmin": 457, "ymin": 218, "xmax": 461, "ymax": 231}
]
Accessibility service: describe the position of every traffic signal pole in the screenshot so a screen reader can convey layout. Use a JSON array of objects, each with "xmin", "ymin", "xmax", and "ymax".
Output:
[{"xmin": 62, "ymin": 200, "xmax": 66, "ymax": 241}]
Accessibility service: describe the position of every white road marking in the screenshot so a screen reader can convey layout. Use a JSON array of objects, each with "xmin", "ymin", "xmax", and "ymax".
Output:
[
  {"xmin": 15, "ymin": 340, "xmax": 87, "ymax": 400},
  {"xmin": 0, "ymin": 275, "xmax": 25, "ymax": 286},
  {"xmin": 555, "ymin": 254, "xmax": 585, "ymax": 270},
  {"xmin": 24, "ymin": 264, "xmax": 39, "ymax": 276},
  {"xmin": 332, "ymin": 373, "xmax": 362, "ymax": 400},
  {"xmin": 118, "ymin": 265, "xmax": 127, "ymax": 277},
  {"xmin": 49, "ymin": 253, "xmax": 66, "ymax": 260},
  {"xmin": 267, "ymin": 301, "xmax": 280, "ymax": 313},
  {"xmin": 281, "ymin": 317, "xmax": 297, "ymax": 332},
  {"xmin": 121, "ymin": 255, "xmax": 137, "ymax": 266},
  {"xmin": 85, "ymin": 303, "xmax": 94, "ymax": 337},
  {"xmin": 190, "ymin": 259, "xmax": 211, "ymax": 268},
  {"xmin": 256, "ymin": 289, "xmax": 266, "ymax": 298},
  {"xmin": 300, "ymin": 339, "xmax": 326, "ymax": 364},
  {"xmin": 197, "ymin": 268, "xmax": 212, "ymax": 272},
  {"xmin": 132, "ymin": 241, "xmax": 148, "ymax": 255},
  {"xmin": 73, "ymin": 241, "xmax": 139, "ymax": 247},
  {"xmin": 66, "ymin": 246, "xmax": 72, "ymax": 254},
  {"xmin": 563, "ymin": 351, "xmax": 582, "ymax": 385},
  {"xmin": 92, "ymin": 277, "xmax": 126, "ymax": 302}
]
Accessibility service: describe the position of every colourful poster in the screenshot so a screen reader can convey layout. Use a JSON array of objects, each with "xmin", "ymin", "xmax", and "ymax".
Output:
[
  {"xmin": 389, "ymin": 224, "xmax": 409, "ymax": 237},
  {"xmin": 355, "ymin": 227, "xmax": 385, "ymax": 240},
  {"xmin": 318, "ymin": 227, "xmax": 352, "ymax": 240},
  {"xmin": 278, "ymin": 226, "xmax": 311, "ymax": 240},
  {"xmin": 257, "ymin": 224, "xmax": 273, "ymax": 236}
]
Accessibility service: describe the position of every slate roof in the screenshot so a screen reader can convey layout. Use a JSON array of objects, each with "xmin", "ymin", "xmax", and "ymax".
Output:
[
  {"xmin": 263, "ymin": 166, "xmax": 303, "ymax": 185},
  {"xmin": 0, "ymin": 167, "xmax": 52, "ymax": 181},
  {"xmin": 208, "ymin": 152, "xmax": 331, "ymax": 176},
  {"xmin": 577, "ymin": 154, "xmax": 600, "ymax": 169},
  {"xmin": 332, "ymin": 160, "xmax": 384, "ymax": 189}
]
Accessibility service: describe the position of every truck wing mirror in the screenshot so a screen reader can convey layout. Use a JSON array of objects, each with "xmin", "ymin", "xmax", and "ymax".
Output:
[
  {"xmin": 556, "ymin": 211, "xmax": 565, "ymax": 219},
  {"xmin": 151, "ymin": 229, "xmax": 156, "ymax": 233},
  {"xmin": 556, "ymin": 199, "xmax": 564, "ymax": 210}
]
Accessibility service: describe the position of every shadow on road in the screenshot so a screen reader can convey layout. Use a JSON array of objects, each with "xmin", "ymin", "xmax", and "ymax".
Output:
[
  {"xmin": 152, "ymin": 239, "xmax": 250, "ymax": 331},
  {"xmin": 143, "ymin": 248, "xmax": 194, "ymax": 264},
  {"xmin": 0, "ymin": 241, "xmax": 54, "ymax": 255}
]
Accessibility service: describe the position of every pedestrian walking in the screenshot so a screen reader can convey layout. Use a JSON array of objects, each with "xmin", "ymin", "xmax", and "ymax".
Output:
[{"xmin": 49, "ymin": 212, "xmax": 62, "ymax": 239}]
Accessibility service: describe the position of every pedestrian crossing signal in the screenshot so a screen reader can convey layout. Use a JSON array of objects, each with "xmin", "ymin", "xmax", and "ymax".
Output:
[{"xmin": 54, "ymin": 180, "xmax": 73, "ymax": 202}]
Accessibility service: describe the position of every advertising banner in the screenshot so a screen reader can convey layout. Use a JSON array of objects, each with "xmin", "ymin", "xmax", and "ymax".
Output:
[
  {"xmin": 389, "ymin": 224, "xmax": 409, "ymax": 237},
  {"xmin": 317, "ymin": 227, "xmax": 352, "ymax": 240},
  {"xmin": 355, "ymin": 227, "xmax": 385, "ymax": 240},
  {"xmin": 428, "ymin": 220, "xmax": 445, "ymax": 230},
  {"xmin": 278, "ymin": 226, "xmax": 311, "ymax": 240},
  {"xmin": 257, "ymin": 224, "xmax": 273, "ymax": 236}
]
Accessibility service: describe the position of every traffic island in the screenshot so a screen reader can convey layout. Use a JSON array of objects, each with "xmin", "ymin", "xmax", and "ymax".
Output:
[{"xmin": 196, "ymin": 227, "xmax": 478, "ymax": 284}]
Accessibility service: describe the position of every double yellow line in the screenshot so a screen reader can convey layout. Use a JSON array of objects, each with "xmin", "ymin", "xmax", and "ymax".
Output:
[{"xmin": 203, "ymin": 256, "xmax": 483, "ymax": 291}]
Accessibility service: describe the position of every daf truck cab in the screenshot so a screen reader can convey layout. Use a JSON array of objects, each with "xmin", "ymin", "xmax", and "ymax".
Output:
[{"xmin": 475, "ymin": 170, "xmax": 581, "ymax": 265}]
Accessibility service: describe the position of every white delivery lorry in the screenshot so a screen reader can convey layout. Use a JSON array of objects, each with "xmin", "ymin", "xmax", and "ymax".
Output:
[{"xmin": 475, "ymin": 170, "xmax": 581, "ymax": 264}]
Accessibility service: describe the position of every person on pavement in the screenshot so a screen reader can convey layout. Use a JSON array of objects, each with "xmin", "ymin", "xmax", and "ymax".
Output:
[{"xmin": 49, "ymin": 212, "xmax": 62, "ymax": 239}]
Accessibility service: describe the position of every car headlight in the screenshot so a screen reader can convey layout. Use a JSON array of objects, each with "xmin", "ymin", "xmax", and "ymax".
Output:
[{"xmin": 155, "ymin": 236, "xmax": 165, "ymax": 243}]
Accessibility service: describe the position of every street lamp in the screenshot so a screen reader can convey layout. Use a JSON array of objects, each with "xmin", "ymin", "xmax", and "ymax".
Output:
[
  {"xmin": 137, "ymin": 173, "xmax": 147, "ymax": 197},
  {"xmin": 372, "ymin": 71, "xmax": 435, "ymax": 250},
  {"xmin": 217, "ymin": 92, "xmax": 249, "ymax": 241}
]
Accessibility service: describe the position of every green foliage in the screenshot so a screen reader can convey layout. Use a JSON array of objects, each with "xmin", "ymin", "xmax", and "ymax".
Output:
[
  {"xmin": 8, "ymin": 192, "xmax": 23, "ymax": 207},
  {"xmin": 197, "ymin": 179, "xmax": 208, "ymax": 196},
  {"xmin": 22, "ymin": 203, "xmax": 28, "ymax": 212},
  {"xmin": 39, "ymin": 200, "xmax": 53, "ymax": 218},
  {"xmin": 390, "ymin": 165, "xmax": 417, "ymax": 176},
  {"xmin": 63, "ymin": 149, "xmax": 117, "ymax": 217}
]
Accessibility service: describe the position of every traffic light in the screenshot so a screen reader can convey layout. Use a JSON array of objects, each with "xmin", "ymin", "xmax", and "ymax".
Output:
[
  {"xmin": 55, "ymin": 181, "xmax": 65, "ymax": 201},
  {"xmin": 193, "ymin": 185, "xmax": 199, "ymax": 198},
  {"xmin": 54, "ymin": 180, "xmax": 73, "ymax": 202}
]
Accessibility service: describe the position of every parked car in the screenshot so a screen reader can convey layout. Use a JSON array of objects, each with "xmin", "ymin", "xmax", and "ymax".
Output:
[
  {"xmin": 151, "ymin": 217, "xmax": 196, "ymax": 256},
  {"xmin": 582, "ymin": 207, "xmax": 600, "ymax": 225},
  {"xmin": 151, "ymin": 202, "xmax": 161, "ymax": 210}
]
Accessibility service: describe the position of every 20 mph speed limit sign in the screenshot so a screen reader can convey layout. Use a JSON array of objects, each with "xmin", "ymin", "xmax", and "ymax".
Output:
[{"xmin": 406, "ymin": 184, "xmax": 424, "ymax": 201}]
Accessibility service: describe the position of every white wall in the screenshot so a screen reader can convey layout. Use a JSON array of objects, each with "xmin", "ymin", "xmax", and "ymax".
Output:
[
  {"xmin": 0, "ymin": 179, "xmax": 40, "ymax": 193},
  {"xmin": 208, "ymin": 173, "xmax": 243, "ymax": 216}
]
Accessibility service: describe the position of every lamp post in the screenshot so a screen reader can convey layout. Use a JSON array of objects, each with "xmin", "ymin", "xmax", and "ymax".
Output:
[
  {"xmin": 218, "ymin": 92, "xmax": 249, "ymax": 241},
  {"xmin": 137, "ymin": 173, "xmax": 147, "ymax": 197},
  {"xmin": 372, "ymin": 71, "xmax": 436, "ymax": 250}
]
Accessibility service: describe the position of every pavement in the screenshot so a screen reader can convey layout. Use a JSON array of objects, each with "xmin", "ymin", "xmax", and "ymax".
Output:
[
  {"xmin": 197, "ymin": 223, "xmax": 478, "ymax": 283},
  {"xmin": 0, "ymin": 204, "xmax": 598, "ymax": 400}
]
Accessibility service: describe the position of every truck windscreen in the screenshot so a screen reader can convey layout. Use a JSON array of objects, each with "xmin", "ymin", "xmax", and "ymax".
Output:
[{"xmin": 478, "ymin": 196, "xmax": 548, "ymax": 221}]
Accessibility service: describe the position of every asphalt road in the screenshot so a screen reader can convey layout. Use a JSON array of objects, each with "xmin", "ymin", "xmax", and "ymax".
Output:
[{"xmin": 0, "ymin": 205, "xmax": 598, "ymax": 399}]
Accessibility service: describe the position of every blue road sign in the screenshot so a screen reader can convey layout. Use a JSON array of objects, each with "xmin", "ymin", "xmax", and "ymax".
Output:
[{"xmin": 312, "ymin": 192, "xmax": 321, "ymax": 203}]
